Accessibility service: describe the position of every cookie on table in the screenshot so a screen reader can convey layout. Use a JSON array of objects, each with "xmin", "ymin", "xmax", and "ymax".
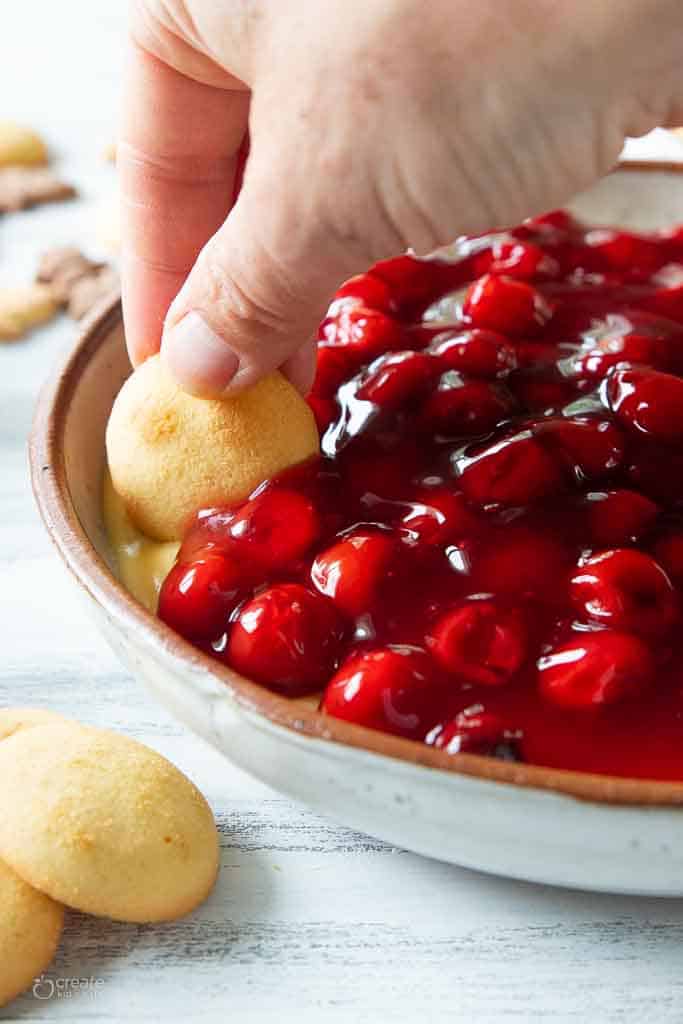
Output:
[
  {"xmin": 0, "ymin": 284, "xmax": 58, "ymax": 341},
  {"xmin": 0, "ymin": 723, "xmax": 219, "ymax": 923},
  {"xmin": 0, "ymin": 857, "xmax": 64, "ymax": 1008},
  {"xmin": 106, "ymin": 354, "xmax": 319, "ymax": 541},
  {"xmin": 0, "ymin": 121, "xmax": 48, "ymax": 167},
  {"xmin": 0, "ymin": 706, "xmax": 72, "ymax": 741}
]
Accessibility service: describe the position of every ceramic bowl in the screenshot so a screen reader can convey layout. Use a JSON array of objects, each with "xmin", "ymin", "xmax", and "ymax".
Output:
[{"xmin": 30, "ymin": 163, "xmax": 683, "ymax": 896}]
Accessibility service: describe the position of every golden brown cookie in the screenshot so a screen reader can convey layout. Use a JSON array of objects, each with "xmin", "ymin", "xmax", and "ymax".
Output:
[
  {"xmin": 0, "ymin": 707, "xmax": 72, "ymax": 742},
  {"xmin": 0, "ymin": 723, "xmax": 219, "ymax": 923},
  {"xmin": 0, "ymin": 285, "xmax": 58, "ymax": 341},
  {"xmin": 0, "ymin": 121, "xmax": 48, "ymax": 167},
  {"xmin": 0, "ymin": 857, "xmax": 64, "ymax": 1008},
  {"xmin": 106, "ymin": 354, "xmax": 319, "ymax": 541}
]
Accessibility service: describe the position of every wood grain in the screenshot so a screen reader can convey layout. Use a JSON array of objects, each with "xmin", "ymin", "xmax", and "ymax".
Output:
[{"xmin": 3, "ymin": 3, "xmax": 683, "ymax": 1021}]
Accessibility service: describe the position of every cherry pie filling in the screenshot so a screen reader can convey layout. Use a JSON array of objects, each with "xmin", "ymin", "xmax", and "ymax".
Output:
[{"xmin": 159, "ymin": 211, "xmax": 683, "ymax": 781}]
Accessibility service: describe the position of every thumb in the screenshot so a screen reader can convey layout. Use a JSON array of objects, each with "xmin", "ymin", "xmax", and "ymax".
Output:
[{"xmin": 160, "ymin": 157, "xmax": 368, "ymax": 399}]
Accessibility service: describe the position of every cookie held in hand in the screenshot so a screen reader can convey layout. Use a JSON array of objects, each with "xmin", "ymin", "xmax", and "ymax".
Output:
[{"xmin": 107, "ymin": 354, "xmax": 319, "ymax": 541}]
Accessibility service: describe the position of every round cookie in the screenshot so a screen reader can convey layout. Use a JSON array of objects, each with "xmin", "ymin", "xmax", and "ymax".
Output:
[
  {"xmin": 0, "ymin": 121, "xmax": 48, "ymax": 167},
  {"xmin": 0, "ymin": 857, "xmax": 64, "ymax": 1008},
  {"xmin": 106, "ymin": 355, "xmax": 319, "ymax": 541},
  {"xmin": 0, "ymin": 723, "xmax": 219, "ymax": 923},
  {"xmin": 0, "ymin": 706, "xmax": 73, "ymax": 741}
]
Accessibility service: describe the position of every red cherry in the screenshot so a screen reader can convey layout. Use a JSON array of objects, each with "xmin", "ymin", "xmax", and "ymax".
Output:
[
  {"xmin": 512, "ymin": 340, "xmax": 567, "ymax": 368},
  {"xmin": 420, "ymin": 374, "xmax": 515, "ymax": 437},
  {"xmin": 625, "ymin": 442, "xmax": 683, "ymax": 506},
  {"xmin": 652, "ymin": 531, "xmax": 683, "ymax": 588},
  {"xmin": 583, "ymin": 229, "xmax": 663, "ymax": 275},
  {"xmin": 311, "ymin": 530, "xmax": 396, "ymax": 618},
  {"xmin": 462, "ymin": 274, "xmax": 553, "ymax": 335},
  {"xmin": 568, "ymin": 311, "xmax": 683, "ymax": 381},
  {"xmin": 569, "ymin": 548, "xmax": 679, "ymax": 636},
  {"xmin": 398, "ymin": 487, "xmax": 477, "ymax": 548},
  {"xmin": 507, "ymin": 369, "xmax": 578, "ymax": 414},
  {"xmin": 473, "ymin": 524, "xmax": 571, "ymax": 600},
  {"xmin": 606, "ymin": 367, "xmax": 683, "ymax": 442},
  {"xmin": 313, "ymin": 343, "xmax": 359, "ymax": 398},
  {"xmin": 428, "ymin": 328, "xmax": 518, "ymax": 377},
  {"xmin": 225, "ymin": 584, "xmax": 344, "ymax": 695},
  {"xmin": 535, "ymin": 416, "xmax": 625, "ymax": 481},
  {"xmin": 538, "ymin": 631, "xmax": 655, "ymax": 709},
  {"xmin": 159, "ymin": 555, "xmax": 246, "ymax": 643},
  {"xmin": 453, "ymin": 429, "xmax": 564, "ymax": 507},
  {"xmin": 638, "ymin": 283, "xmax": 683, "ymax": 324},
  {"xmin": 179, "ymin": 509, "xmax": 236, "ymax": 563},
  {"xmin": 370, "ymin": 254, "xmax": 471, "ymax": 318},
  {"xmin": 570, "ymin": 340, "xmax": 658, "ymax": 381},
  {"xmin": 337, "ymin": 436, "xmax": 421, "ymax": 504},
  {"xmin": 475, "ymin": 239, "xmax": 560, "ymax": 280},
  {"xmin": 356, "ymin": 350, "xmax": 436, "ymax": 409},
  {"xmin": 426, "ymin": 601, "xmax": 527, "ymax": 685},
  {"xmin": 308, "ymin": 394, "xmax": 338, "ymax": 434},
  {"xmin": 425, "ymin": 706, "xmax": 510, "ymax": 755},
  {"xmin": 579, "ymin": 489, "xmax": 660, "ymax": 546},
  {"xmin": 330, "ymin": 273, "xmax": 395, "ymax": 315},
  {"xmin": 321, "ymin": 645, "xmax": 443, "ymax": 738},
  {"xmin": 228, "ymin": 488, "xmax": 320, "ymax": 570},
  {"xmin": 318, "ymin": 306, "xmax": 405, "ymax": 361},
  {"xmin": 523, "ymin": 209, "xmax": 579, "ymax": 233}
]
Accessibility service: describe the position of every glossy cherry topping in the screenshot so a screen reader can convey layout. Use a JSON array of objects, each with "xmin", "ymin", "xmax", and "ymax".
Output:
[
  {"xmin": 223, "ymin": 583, "xmax": 345, "ymax": 696},
  {"xmin": 320, "ymin": 645, "xmax": 443, "ymax": 738},
  {"xmin": 425, "ymin": 705, "xmax": 518, "ymax": 757},
  {"xmin": 161, "ymin": 213, "xmax": 683, "ymax": 781}
]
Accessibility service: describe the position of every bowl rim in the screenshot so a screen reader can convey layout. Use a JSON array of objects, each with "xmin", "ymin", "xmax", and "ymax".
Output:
[{"xmin": 29, "ymin": 159, "xmax": 683, "ymax": 808}]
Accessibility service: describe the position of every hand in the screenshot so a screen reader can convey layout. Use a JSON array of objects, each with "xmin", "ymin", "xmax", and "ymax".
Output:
[{"xmin": 121, "ymin": 0, "xmax": 683, "ymax": 397}]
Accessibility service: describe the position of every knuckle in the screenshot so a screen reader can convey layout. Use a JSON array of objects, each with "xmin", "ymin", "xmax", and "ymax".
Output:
[{"xmin": 195, "ymin": 241, "xmax": 301, "ymax": 357}]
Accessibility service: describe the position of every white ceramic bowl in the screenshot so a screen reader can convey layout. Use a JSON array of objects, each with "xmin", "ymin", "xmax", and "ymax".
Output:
[{"xmin": 31, "ymin": 163, "xmax": 683, "ymax": 896}]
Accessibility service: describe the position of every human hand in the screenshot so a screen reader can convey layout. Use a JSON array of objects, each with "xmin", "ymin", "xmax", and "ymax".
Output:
[{"xmin": 121, "ymin": 0, "xmax": 683, "ymax": 397}]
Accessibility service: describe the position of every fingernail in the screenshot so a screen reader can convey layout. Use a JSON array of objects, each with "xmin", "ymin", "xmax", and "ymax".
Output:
[{"xmin": 161, "ymin": 311, "xmax": 240, "ymax": 397}]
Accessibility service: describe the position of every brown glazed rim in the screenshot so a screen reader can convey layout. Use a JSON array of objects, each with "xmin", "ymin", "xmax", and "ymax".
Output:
[{"xmin": 29, "ymin": 159, "xmax": 683, "ymax": 807}]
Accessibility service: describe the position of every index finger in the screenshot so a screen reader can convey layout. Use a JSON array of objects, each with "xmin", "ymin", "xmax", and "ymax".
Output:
[{"xmin": 120, "ymin": 41, "xmax": 249, "ymax": 365}]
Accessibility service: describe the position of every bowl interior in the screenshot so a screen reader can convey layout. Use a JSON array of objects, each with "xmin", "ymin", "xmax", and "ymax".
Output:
[
  {"xmin": 59, "ymin": 313, "xmax": 129, "ymax": 575},
  {"xmin": 33, "ymin": 164, "xmax": 683, "ymax": 806}
]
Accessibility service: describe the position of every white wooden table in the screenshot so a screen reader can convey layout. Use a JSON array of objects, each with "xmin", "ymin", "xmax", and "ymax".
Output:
[{"xmin": 3, "ymin": 5, "xmax": 683, "ymax": 1021}]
